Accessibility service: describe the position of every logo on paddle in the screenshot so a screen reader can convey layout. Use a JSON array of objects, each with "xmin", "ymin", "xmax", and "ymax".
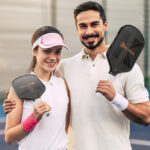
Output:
[
  {"xmin": 20, "ymin": 81, "xmax": 35, "ymax": 89},
  {"xmin": 120, "ymin": 41, "xmax": 135, "ymax": 56}
]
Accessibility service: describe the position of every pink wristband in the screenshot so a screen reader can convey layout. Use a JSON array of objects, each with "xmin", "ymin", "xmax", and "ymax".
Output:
[{"xmin": 22, "ymin": 113, "xmax": 39, "ymax": 132}]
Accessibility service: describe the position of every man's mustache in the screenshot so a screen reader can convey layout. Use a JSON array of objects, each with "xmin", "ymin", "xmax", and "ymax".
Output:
[{"xmin": 82, "ymin": 34, "xmax": 99, "ymax": 40}]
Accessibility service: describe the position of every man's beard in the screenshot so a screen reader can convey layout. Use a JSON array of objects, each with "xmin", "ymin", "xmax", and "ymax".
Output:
[{"xmin": 81, "ymin": 34, "xmax": 104, "ymax": 50}]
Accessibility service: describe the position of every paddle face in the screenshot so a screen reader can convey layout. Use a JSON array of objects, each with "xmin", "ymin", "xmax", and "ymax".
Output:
[
  {"xmin": 106, "ymin": 25, "xmax": 144, "ymax": 76},
  {"xmin": 12, "ymin": 74, "xmax": 45, "ymax": 100}
]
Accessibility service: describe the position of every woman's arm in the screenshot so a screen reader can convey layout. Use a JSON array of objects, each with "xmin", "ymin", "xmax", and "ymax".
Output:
[
  {"xmin": 5, "ymin": 87, "xmax": 28, "ymax": 144},
  {"xmin": 5, "ymin": 87, "xmax": 51, "ymax": 144}
]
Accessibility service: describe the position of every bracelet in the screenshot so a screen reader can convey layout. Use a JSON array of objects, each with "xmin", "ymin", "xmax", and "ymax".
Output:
[
  {"xmin": 22, "ymin": 113, "xmax": 39, "ymax": 132},
  {"xmin": 111, "ymin": 92, "xmax": 129, "ymax": 111}
]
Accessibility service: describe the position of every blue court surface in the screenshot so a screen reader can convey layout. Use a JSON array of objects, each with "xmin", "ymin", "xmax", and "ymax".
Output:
[{"xmin": 0, "ymin": 89, "xmax": 150, "ymax": 150}]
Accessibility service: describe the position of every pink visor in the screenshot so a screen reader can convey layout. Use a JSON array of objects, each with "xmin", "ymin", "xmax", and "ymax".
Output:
[{"xmin": 32, "ymin": 33, "xmax": 68, "ymax": 50}]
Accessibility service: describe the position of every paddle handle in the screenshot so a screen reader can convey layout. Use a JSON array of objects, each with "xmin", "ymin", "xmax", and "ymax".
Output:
[
  {"xmin": 96, "ymin": 73, "xmax": 115, "ymax": 95},
  {"xmin": 36, "ymin": 98, "xmax": 50, "ymax": 117},
  {"xmin": 107, "ymin": 73, "xmax": 115, "ymax": 81}
]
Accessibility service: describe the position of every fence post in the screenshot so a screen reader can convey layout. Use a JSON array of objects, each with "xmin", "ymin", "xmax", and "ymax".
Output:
[
  {"xmin": 144, "ymin": 0, "xmax": 149, "ymax": 88},
  {"xmin": 50, "ymin": 0, "xmax": 56, "ymax": 26}
]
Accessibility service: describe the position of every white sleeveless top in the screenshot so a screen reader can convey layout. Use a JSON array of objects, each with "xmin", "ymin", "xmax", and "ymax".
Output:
[{"xmin": 18, "ymin": 75, "xmax": 69, "ymax": 150}]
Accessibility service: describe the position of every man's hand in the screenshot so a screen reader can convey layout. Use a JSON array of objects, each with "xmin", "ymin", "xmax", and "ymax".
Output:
[
  {"xmin": 3, "ymin": 99, "xmax": 16, "ymax": 114},
  {"xmin": 96, "ymin": 80, "xmax": 116, "ymax": 101}
]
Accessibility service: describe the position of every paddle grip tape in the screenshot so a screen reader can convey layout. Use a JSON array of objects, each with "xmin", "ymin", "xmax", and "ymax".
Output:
[
  {"xmin": 22, "ymin": 113, "xmax": 39, "ymax": 132},
  {"xmin": 111, "ymin": 92, "xmax": 129, "ymax": 111}
]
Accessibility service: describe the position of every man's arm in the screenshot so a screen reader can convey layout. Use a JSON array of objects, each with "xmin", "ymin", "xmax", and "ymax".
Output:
[
  {"xmin": 123, "ymin": 101, "xmax": 150, "ymax": 126},
  {"xmin": 96, "ymin": 80, "xmax": 150, "ymax": 126},
  {"xmin": 3, "ymin": 99, "xmax": 16, "ymax": 114}
]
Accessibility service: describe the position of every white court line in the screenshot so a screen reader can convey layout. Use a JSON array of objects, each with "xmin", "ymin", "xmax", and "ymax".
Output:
[{"xmin": 130, "ymin": 139, "xmax": 150, "ymax": 146}]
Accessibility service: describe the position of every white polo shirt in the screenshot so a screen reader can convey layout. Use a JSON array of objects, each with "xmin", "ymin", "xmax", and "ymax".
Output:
[
  {"xmin": 56, "ymin": 49, "xmax": 149, "ymax": 150},
  {"xmin": 18, "ymin": 75, "xmax": 69, "ymax": 150}
]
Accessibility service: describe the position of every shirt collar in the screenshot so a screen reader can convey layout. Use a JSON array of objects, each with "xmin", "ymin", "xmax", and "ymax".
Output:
[
  {"xmin": 80, "ymin": 48, "xmax": 107, "ymax": 60},
  {"xmin": 31, "ymin": 71, "xmax": 55, "ymax": 86},
  {"xmin": 80, "ymin": 49, "xmax": 89, "ymax": 59}
]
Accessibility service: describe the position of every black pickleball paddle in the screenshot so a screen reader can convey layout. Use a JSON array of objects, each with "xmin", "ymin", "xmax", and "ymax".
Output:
[
  {"xmin": 97, "ymin": 25, "xmax": 144, "ymax": 94},
  {"xmin": 12, "ymin": 74, "xmax": 50, "ymax": 116},
  {"xmin": 106, "ymin": 25, "xmax": 144, "ymax": 78}
]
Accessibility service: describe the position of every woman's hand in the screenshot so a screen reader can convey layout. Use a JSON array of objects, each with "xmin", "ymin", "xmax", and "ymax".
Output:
[{"xmin": 33, "ymin": 101, "xmax": 51, "ymax": 121}]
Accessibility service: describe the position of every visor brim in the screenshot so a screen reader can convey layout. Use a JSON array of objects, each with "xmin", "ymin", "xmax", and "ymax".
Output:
[{"xmin": 39, "ymin": 43, "xmax": 68, "ymax": 50}]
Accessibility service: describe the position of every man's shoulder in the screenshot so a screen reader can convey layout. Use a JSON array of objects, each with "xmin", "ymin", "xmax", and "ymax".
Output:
[
  {"xmin": 120, "ymin": 63, "xmax": 143, "ymax": 80},
  {"xmin": 129, "ymin": 63, "xmax": 141, "ymax": 74}
]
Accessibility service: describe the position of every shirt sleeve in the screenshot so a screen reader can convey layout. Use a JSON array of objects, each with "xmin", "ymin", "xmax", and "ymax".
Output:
[{"xmin": 125, "ymin": 64, "xmax": 149, "ymax": 104}]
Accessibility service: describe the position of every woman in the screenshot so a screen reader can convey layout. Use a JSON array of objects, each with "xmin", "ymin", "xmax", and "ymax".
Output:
[{"xmin": 5, "ymin": 26, "xmax": 70, "ymax": 150}]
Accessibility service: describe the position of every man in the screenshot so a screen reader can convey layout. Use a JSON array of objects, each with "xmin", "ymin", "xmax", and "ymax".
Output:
[
  {"xmin": 56, "ymin": 1, "xmax": 150, "ymax": 150},
  {"xmin": 3, "ymin": 1, "xmax": 150, "ymax": 150}
]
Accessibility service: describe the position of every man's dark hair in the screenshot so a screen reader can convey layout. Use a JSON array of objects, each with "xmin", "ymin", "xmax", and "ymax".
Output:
[{"xmin": 74, "ymin": 1, "xmax": 106, "ymax": 23}]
